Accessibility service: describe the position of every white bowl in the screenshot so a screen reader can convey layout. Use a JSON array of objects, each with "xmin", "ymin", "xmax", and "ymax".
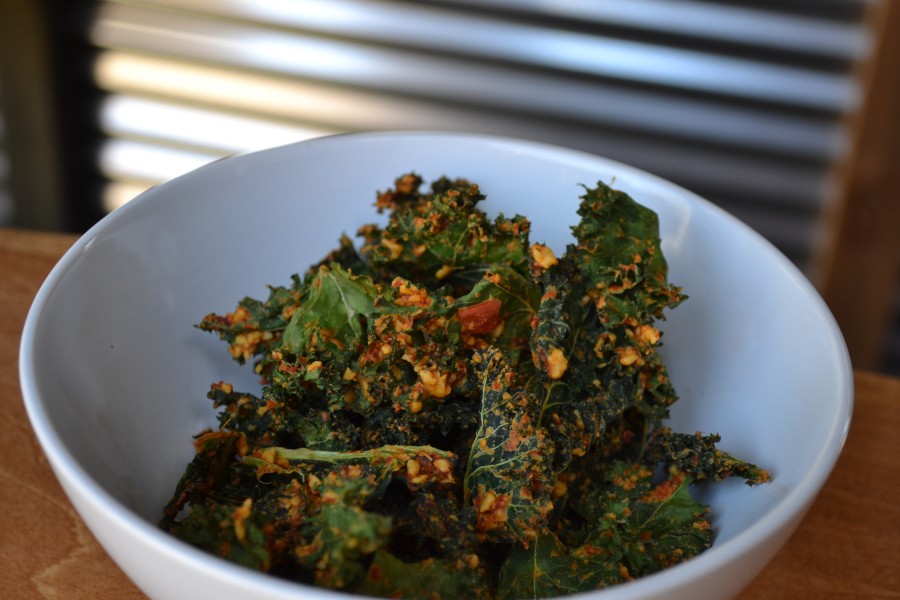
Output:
[{"xmin": 20, "ymin": 132, "xmax": 852, "ymax": 600}]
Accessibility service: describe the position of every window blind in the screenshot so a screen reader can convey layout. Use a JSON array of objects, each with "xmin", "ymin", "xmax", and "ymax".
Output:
[{"xmin": 89, "ymin": 0, "xmax": 874, "ymax": 273}]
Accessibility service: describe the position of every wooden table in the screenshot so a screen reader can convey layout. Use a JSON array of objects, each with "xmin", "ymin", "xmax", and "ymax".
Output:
[{"xmin": 2, "ymin": 229, "xmax": 898, "ymax": 599}]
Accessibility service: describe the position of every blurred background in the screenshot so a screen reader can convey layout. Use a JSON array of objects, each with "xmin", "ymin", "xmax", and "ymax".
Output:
[{"xmin": 1, "ymin": 0, "xmax": 898, "ymax": 375}]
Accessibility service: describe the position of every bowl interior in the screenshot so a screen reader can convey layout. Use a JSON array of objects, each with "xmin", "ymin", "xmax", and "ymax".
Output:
[{"xmin": 22, "ymin": 132, "xmax": 852, "ymax": 594}]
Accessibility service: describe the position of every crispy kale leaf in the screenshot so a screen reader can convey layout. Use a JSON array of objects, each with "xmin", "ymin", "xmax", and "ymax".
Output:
[
  {"xmin": 647, "ymin": 428, "xmax": 771, "ymax": 485},
  {"xmin": 282, "ymin": 263, "xmax": 378, "ymax": 356},
  {"xmin": 292, "ymin": 471, "xmax": 392, "ymax": 590},
  {"xmin": 198, "ymin": 278, "xmax": 303, "ymax": 363},
  {"xmin": 359, "ymin": 550, "xmax": 492, "ymax": 600},
  {"xmin": 464, "ymin": 348, "xmax": 555, "ymax": 545},
  {"xmin": 169, "ymin": 498, "xmax": 272, "ymax": 571},
  {"xmin": 164, "ymin": 174, "xmax": 769, "ymax": 599},
  {"xmin": 499, "ymin": 464, "xmax": 712, "ymax": 598},
  {"xmin": 571, "ymin": 182, "xmax": 684, "ymax": 327},
  {"xmin": 359, "ymin": 174, "xmax": 532, "ymax": 287}
]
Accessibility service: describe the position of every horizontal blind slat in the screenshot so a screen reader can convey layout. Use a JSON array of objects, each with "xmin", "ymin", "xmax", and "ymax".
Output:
[
  {"xmin": 420, "ymin": 0, "xmax": 873, "ymax": 59},
  {"xmin": 99, "ymin": 95, "xmax": 337, "ymax": 155}
]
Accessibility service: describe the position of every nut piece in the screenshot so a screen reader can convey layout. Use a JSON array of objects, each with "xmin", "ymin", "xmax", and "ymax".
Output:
[
  {"xmin": 545, "ymin": 347, "xmax": 569, "ymax": 379},
  {"xmin": 530, "ymin": 243, "xmax": 559, "ymax": 269},
  {"xmin": 634, "ymin": 324, "xmax": 661, "ymax": 346},
  {"xmin": 617, "ymin": 346, "xmax": 642, "ymax": 366},
  {"xmin": 418, "ymin": 368, "xmax": 451, "ymax": 398}
]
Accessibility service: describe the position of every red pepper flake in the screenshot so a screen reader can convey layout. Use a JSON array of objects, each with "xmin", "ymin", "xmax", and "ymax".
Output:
[{"xmin": 456, "ymin": 298, "xmax": 502, "ymax": 335}]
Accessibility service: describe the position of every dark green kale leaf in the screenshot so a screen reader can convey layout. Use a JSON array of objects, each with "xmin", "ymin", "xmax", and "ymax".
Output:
[
  {"xmin": 530, "ymin": 265, "xmax": 571, "ymax": 382},
  {"xmin": 359, "ymin": 175, "xmax": 532, "ymax": 286},
  {"xmin": 288, "ymin": 403, "xmax": 360, "ymax": 451},
  {"xmin": 250, "ymin": 449, "xmax": 455, "ymax": 591},
  {"xmin": 359, "ymin": 550, "xmax": 492, "ymax": 600},
  {"xmin": 206, "ymin": 382, "xmax": 302, "ymax": 448},
  {"xmin": 564, "ymin": 461, "xmax": 713, "ymax": 575},
  {"xmin": 564, "ymin": 182, "xmax": 685, "ymax": 433},
  {"xmin": 497, "ymin": 530, "xmax": 622, "ymax": 599},
  {"xmin": 647, "ymin": 428, "xmax": 771, "ymax": 485},
  {"xmin": 362, "ymin": 400, "xmax": 480, "ymax": 452},
  {"xmin": 526, "ymin": 256, "xmax": 608, "ymax": 469},
  {"xmin": 499, "ymin": 463, "xmax": 712, "ymax": 598},
  {"xmin": 167, "ymin": 498, "xmax": 272, "ymax": 572},
  {"xmin": 623, "ymin": 473, "xmax": 713, "ymax": 575},
  {"xmin": 198, "ymin": 278, "xmax": 303, "ymax": 363},
  {"xmin": 205, "ymin": 377, "xmax": 364, "ymax": 451},
  {"xmin": 292, "ymin": 469, "xmax": 393, "ymax": 590},
  {"xmin": 393, "ymin": 486, "xmax": 481, "ymax": 563},
  {"xmin": 161, "ymin": 429, "xmax": 251, "ymax": 528},
  {"xmin": 570, "ymin": 181, "xmax": 684, "ymax": 328},
  {"xmin": 282, "ymin": 263, "xmax": 378, "ymax": 356},
  {"xmin": 355, "ymin": 279, "xmax": 469, "ymax": 413},
  {"xmin": 464, "ymin": 348, "xmax": 555, "ymax": 545}
]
